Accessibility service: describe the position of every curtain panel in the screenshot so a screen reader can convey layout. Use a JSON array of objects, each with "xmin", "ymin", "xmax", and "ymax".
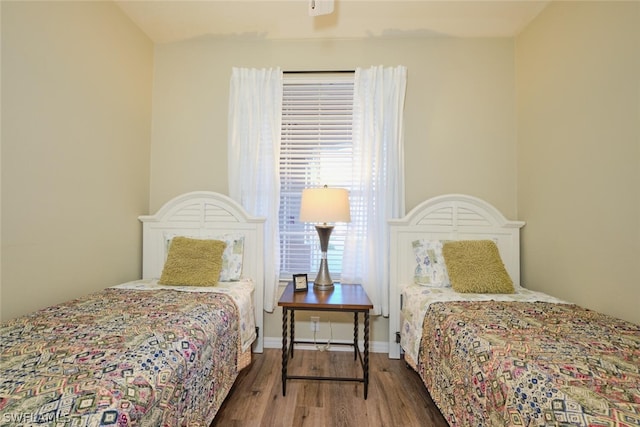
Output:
[
  {"xmin": 341, "ymin": 65, "xmax": 407, "ymax": 316},
  {"xmin": 227, "ymin": 67, "xmax": 283, "ymax": 312}
]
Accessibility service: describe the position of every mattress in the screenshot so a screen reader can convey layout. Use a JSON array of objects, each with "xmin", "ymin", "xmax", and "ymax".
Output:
[
  {"xmin": 400, "ymin": 284, "xmax": 567, "ymax": 368},
  {"xmin": 0, "ymin": 279, "xmax": 256, "ymax": 426},
  {"xmin": 113, "ymin": 278, "xmax": 257, "ymax": 353},
  {"xmin": 407, "ymin": 292, "xmax": 640, "ymax": 426}
]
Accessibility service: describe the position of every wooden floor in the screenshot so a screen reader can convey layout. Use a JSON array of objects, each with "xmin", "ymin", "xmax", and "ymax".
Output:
[{"xmin": 212, "ymin": 348, "xmax": 449, "ymax": 427}]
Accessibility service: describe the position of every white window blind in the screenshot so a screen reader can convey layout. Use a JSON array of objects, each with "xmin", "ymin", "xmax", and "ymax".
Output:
[{"xmin": 279, "ymin": 73, "xmax": 354, "ymax": 279}]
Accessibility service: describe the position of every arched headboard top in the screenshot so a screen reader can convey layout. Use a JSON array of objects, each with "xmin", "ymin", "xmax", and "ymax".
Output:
[
  {"xmin": 390, "ymin": 193, "xmax": 524, "ymax": 230},
  {"xmin": 139, "ymin": 191, "xmax": 264, "ymax": 226}
]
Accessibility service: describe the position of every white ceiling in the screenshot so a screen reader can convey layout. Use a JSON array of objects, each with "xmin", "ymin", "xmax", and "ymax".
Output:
[{"xmin": 114, "ymin": 0, "xmax": 551, "ymax": 44}]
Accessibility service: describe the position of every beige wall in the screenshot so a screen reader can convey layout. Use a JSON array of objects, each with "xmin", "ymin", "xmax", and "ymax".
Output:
[
  {"xmin": 151, "ymin": 36, "xmax": 518, "ymax": 343},
  {"xmin": 151, "ymin": 37, "xmax": 518, "ymax": 217},
  {"xmin": 516, "ymin": 1, "xmax": 640, "ymax": 324},
  {"xmin": 1, "ymin": 1, "xmax": 154, "ymax": 320}
]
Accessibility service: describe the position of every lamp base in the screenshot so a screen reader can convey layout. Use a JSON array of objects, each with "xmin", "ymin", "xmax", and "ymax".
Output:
[
  {"xmin": 313, "ymin": 225, "xmax": 335, "ymax": 291},
  {"xmin": 313, "ymin": 259, "xmax": 334, "ymax": 290}
]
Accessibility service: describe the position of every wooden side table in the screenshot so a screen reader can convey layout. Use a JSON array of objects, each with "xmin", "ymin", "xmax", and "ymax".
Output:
[{"xmin": 278, "ymin": 282, "xmax": 373, "ymax": 399}]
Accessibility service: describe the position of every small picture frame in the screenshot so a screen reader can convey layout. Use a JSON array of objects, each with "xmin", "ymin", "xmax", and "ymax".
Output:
[{"xmin": 293, "ymin": 274, "xmax": 308, "ymax": 292}]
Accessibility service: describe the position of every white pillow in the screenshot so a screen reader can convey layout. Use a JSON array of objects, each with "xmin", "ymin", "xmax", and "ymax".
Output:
[
  {"xmin": 412, "ymin": 239, "xmax": 450, "ymax": 287},
  {"xmin": 164, "ymin": 232, "xmax": 245, "ymax": 282}
]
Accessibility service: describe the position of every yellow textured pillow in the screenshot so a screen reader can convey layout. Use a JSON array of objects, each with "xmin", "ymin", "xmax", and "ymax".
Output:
[
  {"xmin": 159, "ymin": 237, "xmax": 226, "ymax": 286},
  {"xmin": 442, "ymin": 240, "xmax": 514, "ymax": 294}
]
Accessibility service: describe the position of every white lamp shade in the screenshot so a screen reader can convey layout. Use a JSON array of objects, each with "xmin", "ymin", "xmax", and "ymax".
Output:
[{"xmin": 299, "ymin": 187, "xmax": 351, "ymax": 223}]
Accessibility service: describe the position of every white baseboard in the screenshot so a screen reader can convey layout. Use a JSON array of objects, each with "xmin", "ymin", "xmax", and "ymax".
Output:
[{"xmin": 263, "ymin": 336, "xmax": 389, "ymax": 354}]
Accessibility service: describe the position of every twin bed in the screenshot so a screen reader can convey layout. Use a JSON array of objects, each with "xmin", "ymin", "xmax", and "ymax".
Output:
[
  {"xmin": 0, "ymin": 191, "xmax": 264, "ymax": 426},
  {"xmin": 389, "ymin": 194, "xmax": 640, "ymax": 427}
]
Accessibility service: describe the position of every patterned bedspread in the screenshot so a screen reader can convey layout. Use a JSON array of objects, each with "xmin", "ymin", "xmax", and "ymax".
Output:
[
  {"xmin": 0, "ymin": 287, "xmax": 246, "ymax": 426},
  {"xmin": 401, "ymin": 285, "xmax": 566, "ymax": 368},
  {"xmin": 417, "ymin": 301, "xmax": 640, "ymax": 427}
]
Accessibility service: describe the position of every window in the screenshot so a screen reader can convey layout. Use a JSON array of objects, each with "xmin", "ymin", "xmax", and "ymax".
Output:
[{"xmin": 278, "ymin": 73, "xmax": 355, "ymax": 279}]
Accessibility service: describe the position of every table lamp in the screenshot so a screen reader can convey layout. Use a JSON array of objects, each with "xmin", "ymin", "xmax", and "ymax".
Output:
[{"xmin": 299, "ymin": 186, "xmax": 351, "ymax": 290}]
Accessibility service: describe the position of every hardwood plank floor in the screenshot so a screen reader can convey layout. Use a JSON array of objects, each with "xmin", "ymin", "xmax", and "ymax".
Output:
[{"xmin": 212, "ymin": 349, "xmax": 449, "ymax": 427}]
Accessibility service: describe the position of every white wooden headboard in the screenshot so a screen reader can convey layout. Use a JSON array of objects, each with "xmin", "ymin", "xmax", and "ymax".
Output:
[
  {"xmin": 388, "ymin": 194, "xmax": 524, "ymax": 359},
  {"xmin": 138, "ymin": 191, "xmax": 266, "ymax": 353}
]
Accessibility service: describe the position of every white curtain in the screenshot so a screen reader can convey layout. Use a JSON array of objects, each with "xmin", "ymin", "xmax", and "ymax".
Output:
[
  {"xmin": 228, "ymin": 67, "xmax": 282, "ymax": 312},
  {"xmin": 341, "ymin": 65, "xmax": 407, "ymax": 316}
]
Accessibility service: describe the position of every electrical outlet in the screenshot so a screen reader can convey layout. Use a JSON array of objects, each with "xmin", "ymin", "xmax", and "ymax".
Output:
[{"xmin": 310, "ymin": 316, "xmax": 320, "ymax": 332}]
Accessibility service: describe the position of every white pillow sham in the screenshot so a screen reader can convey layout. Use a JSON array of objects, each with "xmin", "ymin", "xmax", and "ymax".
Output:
[{"xmin": 412, "ymin": 239, "xmax": 450, "ymax": 287}]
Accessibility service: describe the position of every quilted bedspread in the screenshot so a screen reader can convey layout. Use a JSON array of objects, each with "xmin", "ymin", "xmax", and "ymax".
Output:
[
  {"xmin": 417, "ymin": 301, "xmax": 640, "ymax": 427},
  {"xmin": 0, "ymin": 288, "xmax": 242, "ymax": 426}
]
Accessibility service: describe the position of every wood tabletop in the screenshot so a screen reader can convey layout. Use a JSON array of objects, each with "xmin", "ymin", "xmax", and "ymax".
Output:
[{"xmin": 278, "ymin": 282, "xmax": 373, "ymax": 311}]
